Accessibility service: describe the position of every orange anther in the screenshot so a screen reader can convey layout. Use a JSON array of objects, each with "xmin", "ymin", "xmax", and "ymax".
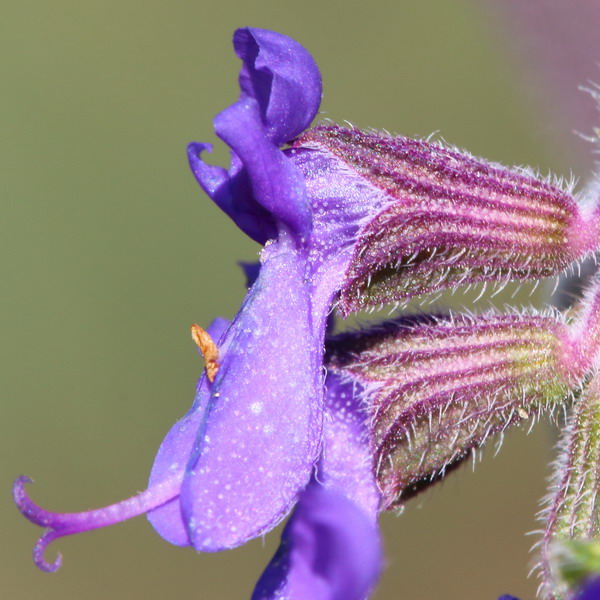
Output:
[{"xmin": 191, "ymin": 324, "xmax": 220, "ymax": 383}]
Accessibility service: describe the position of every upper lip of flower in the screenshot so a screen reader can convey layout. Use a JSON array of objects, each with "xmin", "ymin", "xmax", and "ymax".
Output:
[{"xmin": 187, "ymin": 27, "xmax": 322, "ymax": 246}]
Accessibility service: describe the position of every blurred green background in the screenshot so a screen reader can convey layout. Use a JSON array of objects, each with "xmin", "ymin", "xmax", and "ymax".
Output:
[{"xmin": 2, "ymin": 1, "xmax": 593, "ymax": 599}]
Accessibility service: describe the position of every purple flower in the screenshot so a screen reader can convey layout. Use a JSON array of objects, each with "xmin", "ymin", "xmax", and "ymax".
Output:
[
  {"xmin": 146, "ymin": 27, "xmax": 384, "ymax": 554},
  {"xmin": 13, "ymin": 25, "xmax": 600, "ymax": 600},
  {"xmin": 14, "ymin": 27, "xmax": 383, "ymax": 597},
  {"xmin": 575, "ymin": 577, "xmax": 600, "ymax": 600}
]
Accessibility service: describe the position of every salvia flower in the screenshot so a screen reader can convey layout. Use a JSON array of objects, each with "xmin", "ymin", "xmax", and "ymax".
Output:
[
  {"xmin": 13, "ymin": 26, "xmax": 389, "ymax": 584},
  {"xmin": 13, "ymin": 25, "xmax": 600, "ymax": 600}
]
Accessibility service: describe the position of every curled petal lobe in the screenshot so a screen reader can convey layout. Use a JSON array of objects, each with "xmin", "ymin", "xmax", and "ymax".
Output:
[
  {"xmin": 187, "ymin": 143, "xmax": 276, "ymax": 244},
  {"xmin": 189, "ymin": 27, "xmax": 322, "ymax": 244},
  {"xmin": 251, "ymin": 485, "xmax": 382, "ymax": 600},
  {"xmin": 147, "ymin": 317, "xmax": 230, "ymax": 546}
]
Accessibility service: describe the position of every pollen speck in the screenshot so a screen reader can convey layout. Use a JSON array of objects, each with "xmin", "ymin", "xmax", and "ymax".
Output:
[{"xmin": 191, "ymin": 324, "xmax": 220, "ymax": 382}]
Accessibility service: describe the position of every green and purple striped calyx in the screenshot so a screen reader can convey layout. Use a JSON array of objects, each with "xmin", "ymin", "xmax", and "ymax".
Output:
[
  {"xmin": 539, "ymin": 372, "xmax": 600, "ymax": 599},
  {"xmin": 294, "ymin": 124, "xmax": 600, "ymax": 315},
  {"xmin": 327, "ymin": 311, "xmax": 573, "ymax": 508}
]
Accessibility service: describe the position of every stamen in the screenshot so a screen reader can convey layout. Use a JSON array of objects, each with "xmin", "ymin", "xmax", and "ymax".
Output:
[
  {"xmin": 191, "ymin": 323, "xmax": 220, "ymax": 382},
  {"xmin": 13, "ymin": 475, "xmax": 181, "ymax": 572}
]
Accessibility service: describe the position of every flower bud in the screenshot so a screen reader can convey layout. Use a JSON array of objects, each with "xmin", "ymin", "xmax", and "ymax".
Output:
[
  {"xmin": 295, "ymin": 125, "xmax": 599, "ymax": 316},
  {"xmin": 327, "ymin": 312, "xmax": 572, "ymax": 508}
]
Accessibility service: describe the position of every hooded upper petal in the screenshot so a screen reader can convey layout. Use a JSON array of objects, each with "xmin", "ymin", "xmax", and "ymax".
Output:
[
  {"xmin": 232, "ymin": 27, "xmax": 322, "ymax": 146},
  {"xmin": 189, "ymin": 27, "xmax": 322, "ymax": 244}
]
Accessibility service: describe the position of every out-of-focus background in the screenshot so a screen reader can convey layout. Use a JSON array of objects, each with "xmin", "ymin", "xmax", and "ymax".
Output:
[{"xmin": 3, "ymin": 2, "xmax": 598, "ymax": 599}]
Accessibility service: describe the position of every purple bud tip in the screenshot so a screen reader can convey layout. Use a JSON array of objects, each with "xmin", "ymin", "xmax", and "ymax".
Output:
[
  {"xmin": 297, "ymin": 124, "xmax": 600, "ymax": 314},
  {"xmin": 558, "ymin": 276, "xmax": 600, "ymax": 383},
  {"xmin": 13, "ymin": 475, "xmax": 181, "ymax": 572}
]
